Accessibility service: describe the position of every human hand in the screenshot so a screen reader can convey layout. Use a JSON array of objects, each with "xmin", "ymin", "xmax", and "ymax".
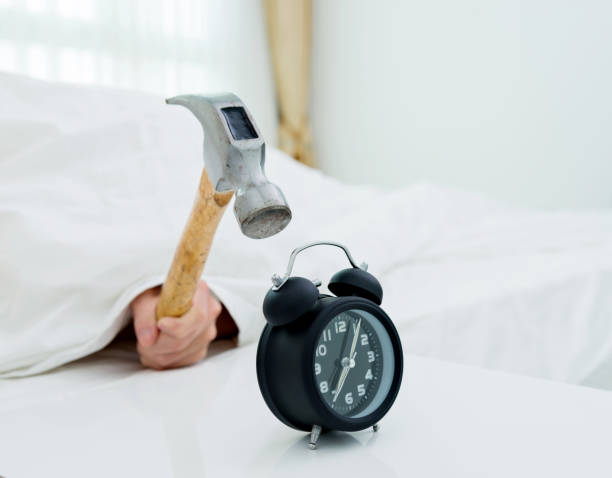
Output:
[{"xmin": 130, "ymin": 280, "xmax": 222, "ymax": 370}]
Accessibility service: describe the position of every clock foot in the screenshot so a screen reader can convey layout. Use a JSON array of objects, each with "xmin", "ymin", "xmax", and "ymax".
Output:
[
  {"xmin": 308, "ymin": 424, "xmax": 322, "ymax": 449},
  {"xmin": 373, "ymin": 423, "xmax": 379, "ymax": 432}
]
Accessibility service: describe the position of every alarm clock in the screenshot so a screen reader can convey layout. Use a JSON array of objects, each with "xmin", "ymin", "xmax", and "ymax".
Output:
[{"xmin": 256, "ymin": 241, "xmax": 403, "ymax": 449}]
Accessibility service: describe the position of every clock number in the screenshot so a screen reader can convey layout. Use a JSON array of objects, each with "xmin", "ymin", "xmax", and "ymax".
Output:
[
  {"xmin": 360, "ymin": 334, "xmax": 369, "ymax": 346},
  {"xmin": 320, "ymin": 381, "xmax": 328, "ymax": 393},
  {"xmin": 367, "ymin": 351, "xmax": 375, "ymax": 363},
  {"xmin": 322, "ymin": 329, "xmax": 332, "ymax": 342},
  {"xmin": 334, "ymin": 320, "xmax": 347, "ymax": 334},
  {"xmin": 315, "ymin": 363, "xmax": 321, "ymax": 375},
  {"xmin": 316, "ymin": 344, "xmax": 327, "ymax": 357},
  {"xmin": 345, "ymin": 392, "xmax": 353, "ymax": 405},
  {"xmin": 365, "ymin": 368, "xmax": 373, "ymax": 380},
  {"xmin": 357, "ymin": 384, "xmax": 366, "ymax": 396}
]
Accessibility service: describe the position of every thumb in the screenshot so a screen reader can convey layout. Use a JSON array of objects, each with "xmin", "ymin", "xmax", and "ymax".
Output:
[{"xmin": 132, "ymin": 295, "xmax": 160, "ymax": 347}]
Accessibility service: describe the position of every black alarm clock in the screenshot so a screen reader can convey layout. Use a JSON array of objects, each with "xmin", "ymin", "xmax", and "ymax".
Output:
[{"xmin": 256, "ymin": 241, "xmax": 403, "ymax": 449}]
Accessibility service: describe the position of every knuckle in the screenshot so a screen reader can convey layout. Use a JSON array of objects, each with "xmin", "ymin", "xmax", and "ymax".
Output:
[
  {"xmin": 207, "ymin": 325, "xmax": 218, "ymax": 341},
  {"xmin": 211, "ymin": 300, "xmax": 222, "ymax": 317},
  {"xmin": 162, "ymin": 320, "xmax": 179, "ymax": 333}
]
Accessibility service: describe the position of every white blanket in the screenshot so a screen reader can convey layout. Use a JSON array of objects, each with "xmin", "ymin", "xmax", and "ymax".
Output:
[{"xmin": 2, "ymin": 72, "xmax": 612, "ymax": 385}]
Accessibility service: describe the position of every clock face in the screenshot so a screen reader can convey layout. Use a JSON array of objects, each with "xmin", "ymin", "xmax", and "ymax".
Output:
[{"xmin": 313, "ymin": 308, "xmax": 395, "ymax": 418}]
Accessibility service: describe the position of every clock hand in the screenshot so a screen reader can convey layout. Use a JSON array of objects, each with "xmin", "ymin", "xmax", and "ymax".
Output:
[
  {"xmin": 327, "ymin": 316, "xmax": 351, "ymax": 385},
  {"xmin": 349, "ymin": 318, "xmax": 361, "ymax": 358},
  {"xmin": 332, "ymin": 318, "xmax": 362, "ymax": 405},
  {"xmin": 328, "ymin": 364, "xmax": 342, "ymax": 392},
  {"xmin": 332, "ymin": 365, "xmax": 350, "ymax": 403}
]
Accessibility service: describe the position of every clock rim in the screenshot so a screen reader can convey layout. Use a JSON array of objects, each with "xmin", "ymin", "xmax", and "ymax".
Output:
[{"xmin": 302, "ymin": 297, "xmax": 404, "ymax": 432}]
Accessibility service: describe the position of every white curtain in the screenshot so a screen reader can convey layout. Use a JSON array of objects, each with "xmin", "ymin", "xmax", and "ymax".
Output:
[{"xmin": 0, "ymin": 0, "xmax": 278, "ymax": 143}]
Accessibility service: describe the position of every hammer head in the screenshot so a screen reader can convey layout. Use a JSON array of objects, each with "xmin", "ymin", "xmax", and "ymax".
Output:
[{"xmin": 166, "ymin": 93, "xmax": 291, "ymax": 239}]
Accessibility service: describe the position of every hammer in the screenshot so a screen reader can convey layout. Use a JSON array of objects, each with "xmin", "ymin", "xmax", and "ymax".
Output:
[{"xmin": 156, "ymin": 93, "xmax": 292, "ymax": 319}]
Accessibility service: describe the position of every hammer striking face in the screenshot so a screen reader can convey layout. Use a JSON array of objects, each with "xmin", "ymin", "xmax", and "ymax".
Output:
[{"xmin": 166, "ymin": 93, "xmax": 292, "ymax": 239}]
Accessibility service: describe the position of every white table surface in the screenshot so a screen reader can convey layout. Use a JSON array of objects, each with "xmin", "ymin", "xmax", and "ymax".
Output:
[{"xmin": 1, "ymin": 339, "xmax": 611, "ymax": 478}]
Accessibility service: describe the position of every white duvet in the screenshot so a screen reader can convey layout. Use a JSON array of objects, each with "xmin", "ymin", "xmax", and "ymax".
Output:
[{"xmin": 1, "ymin": 72, "xmax": 612, "ymax": 386}]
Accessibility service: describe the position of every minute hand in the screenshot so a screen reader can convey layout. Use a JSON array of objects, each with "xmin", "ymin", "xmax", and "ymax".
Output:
[
  {"xmin": 332, "ymin": 318, "xmax": 362, "ymax": 404},
  {"xmin": 349, "ymin": 318, "xmax": 361, "ymax": 358}
]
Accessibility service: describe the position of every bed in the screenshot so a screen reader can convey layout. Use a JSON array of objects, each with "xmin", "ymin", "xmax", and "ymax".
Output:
[{"xmin": 1, "ymin": 71, "xmax": 612, "ymax": 388}]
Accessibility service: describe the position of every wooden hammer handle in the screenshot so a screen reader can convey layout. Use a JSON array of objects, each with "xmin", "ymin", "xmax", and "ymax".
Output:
[{"xmin": 156, "ymin": 169, "xmax": 234, "ymax": 319}]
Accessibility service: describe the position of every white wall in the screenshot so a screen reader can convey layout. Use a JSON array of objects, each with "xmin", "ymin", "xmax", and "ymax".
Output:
[{"xmin": 312, "ymin": 0, "xmax": 612, "ymax": 209}]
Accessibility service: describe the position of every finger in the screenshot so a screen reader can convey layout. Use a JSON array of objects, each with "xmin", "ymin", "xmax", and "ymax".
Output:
[
  {"xmin": 148, "ymin": 322, "xmax": 218, "ymax": 369},
  {"xmin": 144, "ymin": 344, "xmax": 210, "ymax": 371},
  {"xmin": 146, "ymin": 327, "xmax": 196, "ymax": 354},
  {"xmin": 142, "ymin": 333, "xmax": 212, "ymax": 370},
  {"xmin": 132, "ymin": 293, "xmax": 160, "ymax": 348},
  {"xmin": 160, "ymin": 321, "xmax": 216, "ymax": 360},
  {"xmin": 205, "ymin": 322, "xmax": 218, "ymax": 343},
  {"xmin": 157, "ymin": 281, "xmax": 213, "ymax": 339},
  {"xmin": 139, "ymin": 354, "xmax": 168, "ymax": 371},
  {"xmin": 157, "ymin": 312, "xmax": 204, "ymax": 341},
  {"xmin": 169, "ymin": 345, "xmax": 211, "ymax": 369},
  {"xmin": 166, "ymin": 324, "xmax": 216, "ymax": 367},
  {"xmin": 153, "ymin": 310, "xmax": 215, "ymax": 355}
]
